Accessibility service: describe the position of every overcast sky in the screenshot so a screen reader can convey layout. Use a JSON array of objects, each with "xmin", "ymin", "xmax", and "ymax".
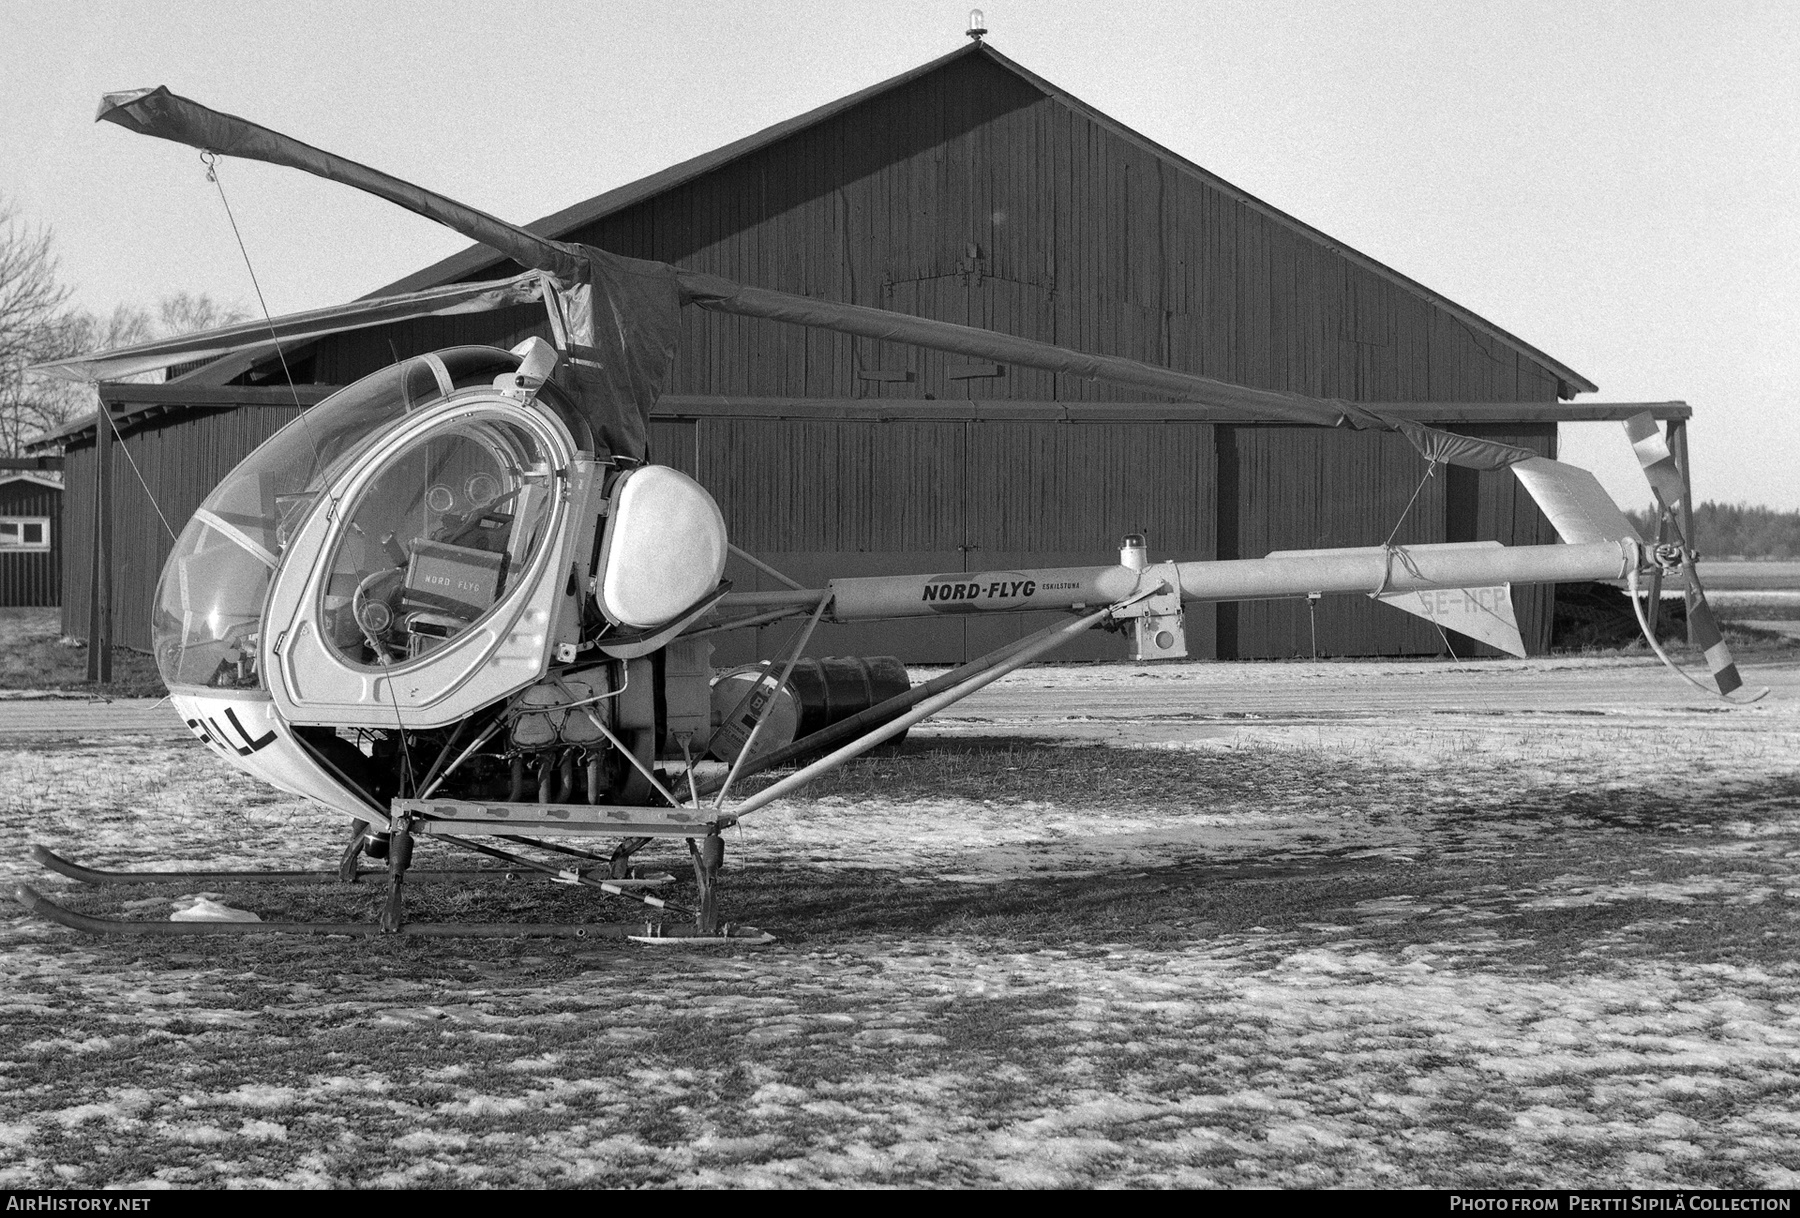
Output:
[{"xmin": 3, "ymin": 0, "xmax": 1794, "ymax": 510}]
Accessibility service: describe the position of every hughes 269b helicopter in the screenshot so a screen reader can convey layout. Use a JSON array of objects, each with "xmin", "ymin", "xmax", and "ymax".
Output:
[{"xmin": 15, "ymin": 87, "xmax": 1749, "ymax": 942}]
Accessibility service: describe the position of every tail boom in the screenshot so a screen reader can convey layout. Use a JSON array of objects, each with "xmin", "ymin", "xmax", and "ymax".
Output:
[{"xmin": 812, "ymin": 540, "xmax": 1637, "ymax": 623}]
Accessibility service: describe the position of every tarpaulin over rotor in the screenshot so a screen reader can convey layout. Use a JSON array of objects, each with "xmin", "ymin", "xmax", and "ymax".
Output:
[
  {"xmin": 540, "ymin": 249, "xmax": 681, "ymax": 461},
  {"xmin": 676, "ymin": 272, "xmax": 1548, "ymax": 473},
  {"xmin": 1390, "ymin": 419, "xmax": 1538, "ymax": 471},
  {"xmin": 27, "ymin": 273, "xmax": 545, "ymax": 383},
  {"xmin": 89, "ymin": 86, "xmax": 1568, "ymax": 477},
  {"xmin": 96, "ymin": 86, "xmax": 683, "ymax": 462}
]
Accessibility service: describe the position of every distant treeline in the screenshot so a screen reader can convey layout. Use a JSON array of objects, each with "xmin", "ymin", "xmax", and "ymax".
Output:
[{"xmin": 1625, "ymin": 502, "xmax": 1800, "ymax": 559}]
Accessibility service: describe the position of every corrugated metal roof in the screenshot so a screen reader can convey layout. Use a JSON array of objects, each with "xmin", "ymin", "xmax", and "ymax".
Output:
[
  {"xmin": 24, "ymin": 413, "xmax": 100, "ymax": 453},
  {"xmin": 370, "ymin": 41, "xmax": 1595, "ymax": 396}
]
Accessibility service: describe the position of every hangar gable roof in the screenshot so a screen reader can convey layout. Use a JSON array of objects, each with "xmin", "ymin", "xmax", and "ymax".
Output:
[{"xmin": 371, "ymin": 41, "xmax": 1594, "ymax": 396}]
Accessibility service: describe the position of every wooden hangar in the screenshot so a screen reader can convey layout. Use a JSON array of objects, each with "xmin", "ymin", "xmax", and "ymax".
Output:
[{"xmin": 33, "ymin": 41, "xmax": 1692, "ymax": 665}]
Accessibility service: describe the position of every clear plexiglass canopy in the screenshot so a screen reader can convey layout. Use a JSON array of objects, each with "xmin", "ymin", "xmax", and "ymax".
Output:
[{"xmin": 151, "ymin": 347, "xmax": 535, "ymax": 690}]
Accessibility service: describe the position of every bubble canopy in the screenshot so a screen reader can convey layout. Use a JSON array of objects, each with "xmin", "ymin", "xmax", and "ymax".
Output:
[
  {"xmin": 152, "ymin": 347, "xmax": 578, "ymax": 690},
  {"xmin": 320, "ymin": 417, "xmax": 555, "ymax": 668}
]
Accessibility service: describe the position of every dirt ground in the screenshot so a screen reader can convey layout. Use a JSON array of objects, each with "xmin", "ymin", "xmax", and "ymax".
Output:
[
  {"xmin": 1, "ymin": 654, "xmax": 1797, "ymax": 1189},
  {"xmin": 0, "ymin": 609, "xmax": 165, "ymax": 699}
]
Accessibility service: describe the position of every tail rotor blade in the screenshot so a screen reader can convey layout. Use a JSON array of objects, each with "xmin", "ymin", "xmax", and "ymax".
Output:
[
  {"xmin": 1682, "ymin": 564, "xmax": 1743, "ymax": 696},
  {"xmin": 1623, "ymin": 412, "xmax": 1688, "ymax": 511}
]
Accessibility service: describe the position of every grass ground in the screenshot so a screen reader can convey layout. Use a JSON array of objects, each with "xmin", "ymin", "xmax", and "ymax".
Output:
[
  {"xmin": 1, "ymin": 657, "xmax": 1796, "ymax": 1189},
  {"xmin": 0, "ymin": 608, "xmax": 165, "ymax": 698}
]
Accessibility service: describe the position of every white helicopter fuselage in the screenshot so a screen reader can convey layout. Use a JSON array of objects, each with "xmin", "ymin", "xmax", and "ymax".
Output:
[{"xmin": 155, "ymin": 342, "xmax": 730, "ymax": 824}]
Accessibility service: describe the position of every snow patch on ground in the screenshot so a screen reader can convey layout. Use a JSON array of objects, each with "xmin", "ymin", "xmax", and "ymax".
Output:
[{"xmin": 0, "ymin": 658, "xmax": 1796, "ymax": 1186}]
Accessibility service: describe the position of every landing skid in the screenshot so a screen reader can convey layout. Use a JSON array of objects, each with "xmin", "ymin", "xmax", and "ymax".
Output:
[
  {"xmin": 12, "ymin": 884, "xmax": 770, "ymax": 940},
  {"xmin": 29, "ymin": 845, "xmax": 675, "ymax": 889},
  {"xmin": 17, "ymin": 829, "xmax": 767, "ymax": 943}
]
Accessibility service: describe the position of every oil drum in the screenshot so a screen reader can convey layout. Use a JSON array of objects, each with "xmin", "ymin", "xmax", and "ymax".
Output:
[{"xmin": 707, "ymin": 655, "xmax": 911, "ymax": 763}]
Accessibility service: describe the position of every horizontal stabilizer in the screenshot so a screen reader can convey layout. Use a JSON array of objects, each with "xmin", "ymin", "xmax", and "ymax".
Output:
[
  {"xmin": 1377, "ymin": 584, "xmax": 1527, "ymax": 658},
  {"xmin": 1511, "ymin": 457, "xmax": 1643, "ymax": 546}
]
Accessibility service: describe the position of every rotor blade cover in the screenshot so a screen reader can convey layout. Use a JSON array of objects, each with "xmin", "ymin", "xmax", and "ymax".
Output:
[
  {"xmin": 1388, "ymin": 418, "xmax": 1539, "ymax": 472},
  {"xmin": 97, "ymin": 86, "xmax": 684, "ymax": 462},
  {"xmin": 543, "ymin": 262, "xmax": 683, "ymax": 463},
  {"xmin": 676, "ymin": 274, "xmax": 1564, "ymax": 473},
  {"xmin": 99, "ymin": 87, "xmax": 1580, "ymax": 472},
  {"xmin": 97, "ymin": 86, "xmax": 584, "ymax": 280},
  {"xmin": 27, "ymin": 274, "xmax": 543, "ymax": 383}
]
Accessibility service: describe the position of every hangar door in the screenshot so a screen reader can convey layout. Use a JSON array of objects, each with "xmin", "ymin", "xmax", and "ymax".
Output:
[{"xmin": 678, "ymin": 416, "xmax": 1217, "ymax": 667}]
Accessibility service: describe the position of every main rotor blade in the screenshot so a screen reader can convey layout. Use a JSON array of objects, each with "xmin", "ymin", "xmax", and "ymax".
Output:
[
  {"xmin": 675, "ymin": 273, "xmax": 1552, "ymax": 470},
  {"xmin": 99, "ymin": 86, "xmax": 686, "ymax": 461},
  {"xmin": 95, "ymin": 86, "xmax": 1555, "ymax": 475},
  {"xmin": 97, "ymin": 86, "xmax": 584, "ymax": 282},
  {"xmin": 677, "ymin": 273, "xmax": 1346, "ymax": 428},
  {"xmin": 26, "ymin": 273, "xmax": 543, "ymax": 383}
]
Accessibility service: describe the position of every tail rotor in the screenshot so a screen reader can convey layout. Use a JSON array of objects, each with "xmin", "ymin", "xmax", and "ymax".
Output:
[{"xmin": 1621, "ymin": 413, "xmax": 1761, "ymax": 701}]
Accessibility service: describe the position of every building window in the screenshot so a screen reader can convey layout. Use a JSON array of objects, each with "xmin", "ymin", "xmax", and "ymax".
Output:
[{"xmin": 0, "ymin": 517, "xmax": 51, "ymax": 551}]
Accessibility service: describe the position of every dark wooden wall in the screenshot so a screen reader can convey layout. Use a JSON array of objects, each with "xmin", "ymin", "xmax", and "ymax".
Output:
[
  {"xmin": 61, "ymin": 406, "xmax": 303, "ymax": 649},
  {"xmin": 660, "ymin": 410, "xmax": 1550, "ymax": 665},
  {"xmin": 1217, "ymin": 422, "xmax": 1556, "ymax": 658},
  {"xmin": 673, "ymin": 415, "xmax": 1217, "ymax": 667},
  {"xmin": 595, "ymin": 54, "xmax": 1558, "ymax": 407},
  {"xmin": 0, "ymin": 480, "xmax": 61, "ymax": 608}
]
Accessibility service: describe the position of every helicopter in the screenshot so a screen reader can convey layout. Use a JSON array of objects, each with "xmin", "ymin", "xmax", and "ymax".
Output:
[{"xmin": 12, "ymin": 86, "xmax": 1750, "ymax": 942}]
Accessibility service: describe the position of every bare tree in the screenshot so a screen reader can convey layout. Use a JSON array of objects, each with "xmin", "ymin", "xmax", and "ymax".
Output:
[
  {"xmin": 0, "ymin": 196, "xmax": 73, "ymax": 455},
  {"xmin": 158, "ymin": 291, "xmax": 247, "ymax": 337},
  {"xmin": 2, "ymin": 305, "xmax": 163, "ymax": 455},
  {"xmin": 0, "ymin": 196, "xmax": 250, "ymax": 454}
]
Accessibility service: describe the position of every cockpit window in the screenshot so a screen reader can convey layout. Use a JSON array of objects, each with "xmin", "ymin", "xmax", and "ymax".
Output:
[
  {"xmin": 151, "ymin": 346, "xmax": 521, "ymax": 690},
  {"xmin": 321, "ymin": 419, "xmax": 554, "ymax": 667},
  {"xmin": 152, "ymin": 514, "xmax": 276, "ymax": 689}
]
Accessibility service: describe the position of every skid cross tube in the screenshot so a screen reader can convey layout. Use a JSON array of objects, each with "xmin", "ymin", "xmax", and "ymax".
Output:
[{"xmin": 432, "ymin": 833, "xmax": 693, "ymax": 915}]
